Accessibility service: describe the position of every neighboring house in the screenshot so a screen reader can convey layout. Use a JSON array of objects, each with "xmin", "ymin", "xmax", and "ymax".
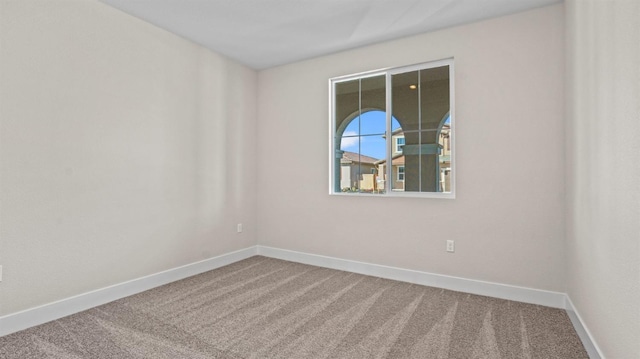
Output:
[
  {"xmin": 339, "ymin": 151, "xmax": 379, "ymax": 192},
  {"xmin": 375, "ymin": 129, "xmax": 406, "ymax": 191},
  {"xmin": 375, "ymin": 153, "xmax": 405, "ymax": 191},
  {"xmin": 375, "ymin": 124, "xmax": 452, "ymax": 192},
  {"xmin": 438, "ymin": 124, "xmax": 452, "ymax": 193}
]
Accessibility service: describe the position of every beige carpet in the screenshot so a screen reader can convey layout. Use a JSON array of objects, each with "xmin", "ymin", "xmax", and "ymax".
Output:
[{"xmin": 0, "ymin": 256, "xmax": 588, "ymax": 358}]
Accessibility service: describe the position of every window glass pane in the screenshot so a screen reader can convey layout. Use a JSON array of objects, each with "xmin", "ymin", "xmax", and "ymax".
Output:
[
  {"xmin": 438, "ymin": 120, "xmax": 452, "ymax": 193},
  {"xmin": 338, "ymin": 137, "xmax": 385, "ymax": 193},
  {"xmin": 358, "ymin": 111, "xmax": 386, "ymax": 136},
  {"xmin": 420, "ymin": 66, "xmax": 450, "ymax": 131},
  {"xmin": 334, "ymin": 76, "xmax": 386, "ymax": 194},
  {"xmin": 392, "ymin": 71, "xmax": 419, "ymax": 133},
  {"xmin": 335, "ymin": 79, "xmax": 359, "ymax": 193},
  {"xmin": 335, "ymin": 79, "xmax": 360, "ymax": 140},
  {"xmin": 405, "ymin": 129, "xmax": 438, "ymax": 193},
  {"xmin": 360, "ymin": 76, "xmax": 386, "ymax": 135},
  {"xmin": 391, "ymin": 66, "xmax": 451, "ymax": 193}
]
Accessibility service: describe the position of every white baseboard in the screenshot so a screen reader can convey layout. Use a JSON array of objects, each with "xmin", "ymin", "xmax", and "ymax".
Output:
[
  {"xmin": 256, "ymin": 246, "xmax": 605, "ymax": 358},
  {"xmin": 0, "ymin": 246, "xmax": 257, "ymax": 337},
  {"xmin": 565, "ymin": 296, "xmax": 604, "ymax": 359},
  {"xmin": 256, "ymin": 245, "xmax": 566, "ymax": 308},
  {"xmin": 0, "ymin": 244, "xmax": 601, "ymax": 359}
]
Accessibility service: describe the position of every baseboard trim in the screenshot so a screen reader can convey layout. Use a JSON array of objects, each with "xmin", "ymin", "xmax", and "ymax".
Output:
[
  {"xmin": 0, "ymin": 246, "xmax": 257, "ymax": 337},
  {"xmin": 1, "ymin": 244, "xmax": 601, "ymax": 359},
  {"xmin": 257, "ymin": 246, "xmax": 606, "ymax": 357},
  {"xmin": 565, "ymin": 296, "xmax": 604, "ymax": 359},
  {"xmin": 257, "ymin": 245, "xmax": 566, "ymax": 309}
]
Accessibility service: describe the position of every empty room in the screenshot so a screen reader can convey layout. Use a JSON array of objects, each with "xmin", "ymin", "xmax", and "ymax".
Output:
[{"xmin": 0, "ymin": 0, "xmax": 638, "ymax": 358}]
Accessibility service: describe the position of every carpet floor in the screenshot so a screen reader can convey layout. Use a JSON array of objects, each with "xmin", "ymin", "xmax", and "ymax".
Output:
[{"xmin": 0, "ymin": 256, "xmax": 588, "ymax": 358}]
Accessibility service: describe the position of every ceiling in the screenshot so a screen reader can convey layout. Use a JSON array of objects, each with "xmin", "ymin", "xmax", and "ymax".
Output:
[{"xmin": 98, "ymin": 0, "xmax": 561, "ymax": 70}]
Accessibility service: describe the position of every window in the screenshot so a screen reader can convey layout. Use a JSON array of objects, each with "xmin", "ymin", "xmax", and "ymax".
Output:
[
  {"xmin": 330, "ymin": 58, "xmax": 454, "ymax": 198},
  {"xmin": 395, "ymin": 137, "xmax": 405, "ymax": 153}
]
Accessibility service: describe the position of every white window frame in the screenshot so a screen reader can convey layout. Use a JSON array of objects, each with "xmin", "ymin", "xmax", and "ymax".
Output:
[
  {"xmin": 397, "ymin": 166, "xmax": 405, "ymax": 182},
  {"xmin": 329, "ymin": 58, "xmax": 455, "ymax": 199},
  {"xmin": 395, "ymin": 136, "xmax": 405, "ymax": 154}
]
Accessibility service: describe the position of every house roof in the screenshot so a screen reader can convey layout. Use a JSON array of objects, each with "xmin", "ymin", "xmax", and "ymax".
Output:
[
  {"xmin": 375, "ymin": 155, "xmax": 449, "ymax": 166},
  {"xmin": 341, "ymin": 151, "xmax": 379, "ymax": 165},
  {"xmin": 392, "ymin": 156, "xmax": 405, "ymax": 166},
  {"xmin": 375, "ymin": 154, "xmax": 404, "ymax": 166}
]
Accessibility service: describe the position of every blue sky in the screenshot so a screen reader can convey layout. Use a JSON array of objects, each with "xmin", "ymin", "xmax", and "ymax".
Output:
[{"xmin": 340, "ymin": 111, "xmax": 399, "ymax": 160}]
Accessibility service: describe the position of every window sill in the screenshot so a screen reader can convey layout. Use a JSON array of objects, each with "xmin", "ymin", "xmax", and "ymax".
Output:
[{"xmin": 329, "ymin": 191, "xmax": 455, "ymax": 199}]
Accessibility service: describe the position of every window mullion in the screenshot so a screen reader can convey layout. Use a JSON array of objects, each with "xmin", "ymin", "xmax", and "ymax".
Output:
[
  {"xmin": 358, "ymin": 78, "xmax": 362, "ymax": 193},
  {"xmin": 385, "ymin": 72, "xmax": 392, "ymax": 196},
  {"xmin": 418, "ymin": 70, "xmax": 422, "ymax": 192}
]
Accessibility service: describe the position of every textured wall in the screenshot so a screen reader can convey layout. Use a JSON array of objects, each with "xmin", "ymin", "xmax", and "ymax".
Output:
[
  {"xmin": 0, "ymin": 0, "xmax": 257, "ymax": 315},
  {"xmin": 565, "ymin": 0, "xmax": 640, "ymax": 357},
  {"xmin": 257, "ymin": 5, "xmax": 566, "ymax": 292}
]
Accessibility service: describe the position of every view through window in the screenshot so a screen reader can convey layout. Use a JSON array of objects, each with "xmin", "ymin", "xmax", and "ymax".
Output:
[{"xmin": 330, "ymin": 59, "xmax": 454, "ymax": 197}]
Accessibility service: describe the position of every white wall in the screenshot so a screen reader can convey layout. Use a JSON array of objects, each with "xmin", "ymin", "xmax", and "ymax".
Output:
[
  {"xmin": 0, "ymin": 0, "xmax": 257, "ymax": 316},
  {"xmin": 257, "ymin": 5, "xmax": 566, "ymax": 292},
  {"xmin": 565, "ymin": 0, "xmax": 640, "ymax": 357}
]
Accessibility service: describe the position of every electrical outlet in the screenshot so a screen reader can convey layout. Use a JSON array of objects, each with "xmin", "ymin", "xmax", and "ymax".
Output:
[
  {"xmin": 0, "ymin": 265, "xmax": 3, "ymax": 282},
  {"xmin": 237, "ymin": 223, "xmax": 243, "ymax": 233},
  {"xmin": 446, "ymin": 240, "xmax": 455, "ymax": 253}
]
